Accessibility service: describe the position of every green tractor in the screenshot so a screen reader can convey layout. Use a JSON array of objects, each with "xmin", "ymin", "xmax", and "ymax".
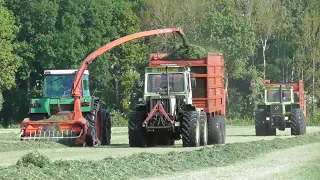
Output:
[
  {"xmin": 19, "ymin": 69, "xmax": 111, "ymax": 146},
  {"xmin": 254, "ymin": 80, "xmax": 307, "ymax": 136}
]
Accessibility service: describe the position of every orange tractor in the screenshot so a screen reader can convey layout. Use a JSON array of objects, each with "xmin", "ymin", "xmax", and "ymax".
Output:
[{"xmin": 19, "ymin": 28, "xmax": 185, "ymax": 146}]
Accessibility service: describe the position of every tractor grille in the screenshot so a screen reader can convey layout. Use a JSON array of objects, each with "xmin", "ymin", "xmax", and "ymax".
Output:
[
  {"xmin": 50, "ymin": 104, "xmax": 73, "ymax": 114},
  {"xmin": 151, "ymin": 99, "xmax": 170, "ymax": 113},
  {"xmin": 271, "ymin": 105, "xmax": 283, "ymax": 114}
]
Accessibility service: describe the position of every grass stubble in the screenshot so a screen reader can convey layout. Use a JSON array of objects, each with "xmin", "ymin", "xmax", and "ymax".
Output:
[{"xmin": 0, "ymin": 131, "xmax": 320, "ymax": 180}]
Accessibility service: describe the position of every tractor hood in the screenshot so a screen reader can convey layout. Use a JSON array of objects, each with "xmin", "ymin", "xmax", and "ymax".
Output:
[{"xmin": 29, "ymin": 97, "xmax": 92, "ymax": 115}]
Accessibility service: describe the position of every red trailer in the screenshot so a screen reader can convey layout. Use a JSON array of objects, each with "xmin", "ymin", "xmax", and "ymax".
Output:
[{"xmin": 149, "ymin": 53, "xmax": 226, "ymax": 117}]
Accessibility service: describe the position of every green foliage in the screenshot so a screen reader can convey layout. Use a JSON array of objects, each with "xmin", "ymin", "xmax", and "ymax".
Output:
[
  {"xmin": 110, "ymin": 110, "xmax": 128, "ymax": 127},
  {"xmin": 16, "ymin": 151, "xmax": 50, "ymax": 168},
  {"xmin": 163, "ymin": 42, "xmax": 206, "ymax": 59},
  {"xmin": 1, "ymin": 131, "xmax": 320, "ymax": 179},
  {"xmin": 0, "ymin": 0, "xmax": 21, "ymax": 90},
  {"xmin": 0, "ymin": 92, "xmax": 3, "ymax": 112}
]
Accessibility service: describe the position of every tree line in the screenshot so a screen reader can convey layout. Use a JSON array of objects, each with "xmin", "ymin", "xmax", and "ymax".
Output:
[{"xmin": 0, "ymin": 0, "xmax": 319, "ymax": 126}]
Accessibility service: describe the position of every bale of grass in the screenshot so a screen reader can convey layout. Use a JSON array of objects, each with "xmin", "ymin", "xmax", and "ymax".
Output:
[
  {"xmin": 163, "ymin": 42, "xmax": 206, "ymax": 59},
  {"xmin": 16, "ymin": 151, "xmax": 50, "ymax": 168}
]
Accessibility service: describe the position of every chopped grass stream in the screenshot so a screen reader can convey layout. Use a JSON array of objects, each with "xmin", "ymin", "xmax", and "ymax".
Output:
[{"xmin": 1, "ymin": 132, "xmax": 320, "ymax": 180}]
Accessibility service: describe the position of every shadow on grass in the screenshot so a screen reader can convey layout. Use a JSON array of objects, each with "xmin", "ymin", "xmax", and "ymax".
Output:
[
  {"xmin": 228, "ymin": 134, "xmax": 293, "ymax": 137},
  {"xmin": 227, "ymin": 135, "xmax": 257, "ymax": 137}
]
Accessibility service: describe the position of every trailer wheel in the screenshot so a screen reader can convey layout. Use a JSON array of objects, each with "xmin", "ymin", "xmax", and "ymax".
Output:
[
  {"xmin": 200, "ymin": 112, "xmax": 208, "ymax": 146},
  {"xmin": 290, "ymin": 109, "xmax": 307, "ymax": 135},
  {"xmin": 207, "ymin": 115, "xmax": 225, "ymax": 145},
  {"xmin": 128, "ymin": 111, "xmax": 148, "ymax": 147},
  {"xmin": 100, "ymin": 109, "xmax": 111, "ymax": 145},
  {"xmin": 181, "ymin": 111, "xmax": 201, "ymax": 147}
]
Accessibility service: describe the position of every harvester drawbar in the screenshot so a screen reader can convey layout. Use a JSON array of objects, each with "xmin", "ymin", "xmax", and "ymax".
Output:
[{"xmin": 19, "ymin": 28, "xmax": 186, "ymax": 147}]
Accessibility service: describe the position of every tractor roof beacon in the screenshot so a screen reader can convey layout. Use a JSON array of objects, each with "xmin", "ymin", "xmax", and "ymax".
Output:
[
  {"xmin": 254, "ymin": 80, "xmax": 307, "ymax": 136},
  {"xmin": 19, "ymin": 28, "xmax": 186, "ymax": 147},
  {"xmin": 129, "ymin": 53, "xmax": 227, "ymax": 147}
]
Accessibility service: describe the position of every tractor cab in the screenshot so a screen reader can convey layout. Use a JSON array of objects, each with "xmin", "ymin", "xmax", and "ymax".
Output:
[
  {"xmin": 265, "ymin": 86, "xmax": 294, "ymax": 104},
  {"xmin": 29, "ymin": 69, "xmax": 92, "ymax": 118},
  {"xmin": 143, "ymin": 64, "xmax": 195, "ymax": 101},
  {"xmin": 42, "ymin": 69, "xmax": 90, "ymax": 98}
]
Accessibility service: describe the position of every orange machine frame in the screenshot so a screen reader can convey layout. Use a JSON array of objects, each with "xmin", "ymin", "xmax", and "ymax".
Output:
[{"xmin": 71, "ymin": 28, "xmax": 185, "ymax": 122}]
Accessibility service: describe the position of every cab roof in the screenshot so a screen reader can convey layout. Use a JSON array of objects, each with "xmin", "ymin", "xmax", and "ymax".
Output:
[{"xmin": 44, "ymin": 69, "xmax": 89, "ymax": 75}]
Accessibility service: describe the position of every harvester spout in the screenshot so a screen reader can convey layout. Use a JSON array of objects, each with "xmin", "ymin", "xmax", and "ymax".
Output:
[{"xmin": 71, "ymin": 28, "xmax": 186, "ymax": 121}]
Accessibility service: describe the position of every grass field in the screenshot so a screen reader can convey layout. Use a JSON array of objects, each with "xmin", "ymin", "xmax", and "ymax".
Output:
[{"xmin": 0, "ymin": 126, "xmax": 320, "ymax": 179}]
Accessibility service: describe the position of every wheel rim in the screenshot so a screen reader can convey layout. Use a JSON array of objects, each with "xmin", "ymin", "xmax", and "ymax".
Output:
[
  {"xmin": 196, "ymin": 119, "xmax": 200, "ymax": 145},
  {"xmin": 204, "ymin": 119, "xmax": 208, "ymax": 144}
]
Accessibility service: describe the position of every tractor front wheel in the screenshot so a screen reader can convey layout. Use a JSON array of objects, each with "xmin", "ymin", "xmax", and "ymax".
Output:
[
  {"xmin": 181, "ymin": 111, "xmax": 201, "ymax": 147},
  {"xmin": 207, "ymin": 115, "xmax": 226, "ymax": 145},
  {"xmin": 255, "ymin": 109, "xmax": 276, "ymax": 136},
  {"xmin": 86, "ymin": 126, "xmax": 101, "ymax": 147},
  {"xmin": 128, "ymin": 111, "xmax": 149, "ymax": 147},
  {"xmin": 100, "ymin": 109, "xmax": 112, "ymax": 145},
  {"xmin": 290, "ymin": 109, "xmax": 307, "ymax": 135}
]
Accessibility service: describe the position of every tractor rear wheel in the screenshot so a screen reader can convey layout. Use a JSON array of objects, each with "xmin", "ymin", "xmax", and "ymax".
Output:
[
  {"xmin": 181, "ymin": 111, "xmax": 201, "ymax": 147},
  {"xmin": 200, "ymin": 112, "xmax": 208, "ymax": 146},
  {"xmin": 128, "ymin": 111, "xmax": 149, "ymax": 147},
  {"xmin": 290, "ymin": 108, "xmax": 307, "ymax": 135},
  {"xmin": 207, "ymin": 115, "xmax": 226, "ymax": 145},
  {"xmin": 100, "ymin": 109, "xmax": 112, "ymax": 145}
]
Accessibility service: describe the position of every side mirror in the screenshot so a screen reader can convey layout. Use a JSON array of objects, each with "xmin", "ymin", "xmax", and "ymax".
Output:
[
  {"xmin": 36, "ymin": 80, "xmax": 42, "ymax": 90},
  {"xmin": 191, "ymin": 78, "xmax": 196, "ymax": 88},
  {"xmin": 135, "ymin": 79, "xmax": 142, "ymax": 88}
]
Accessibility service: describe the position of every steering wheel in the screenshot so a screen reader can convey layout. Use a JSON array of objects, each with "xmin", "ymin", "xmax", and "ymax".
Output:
[{"xmin": 158, "ymin": 86, "xmax": 171, "ymax": 91}]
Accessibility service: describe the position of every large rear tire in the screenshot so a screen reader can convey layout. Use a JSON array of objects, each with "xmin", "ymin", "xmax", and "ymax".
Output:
[
  {"xmin": 290, "ymin": 108, "xmax": 307, "ymax": 135},
  {"xmin": 207, "ymin": 115, "xmax": 226, "ymax": 145},
  {"xmin": 181, "ymin": 111, "xmax": 201, "ymax": 147},
  {"xmin": 128, "ymin": 111, "xmax": 149, "ymax": 147},
  {"xmin": 200, "ymin": 112, "xmax": 208, "ymax": 146}
]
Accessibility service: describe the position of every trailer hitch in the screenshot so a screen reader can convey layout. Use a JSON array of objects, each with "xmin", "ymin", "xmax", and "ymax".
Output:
[{"xmin": 143, "ymin": 102, "xmax": 174, "ymax": 127}]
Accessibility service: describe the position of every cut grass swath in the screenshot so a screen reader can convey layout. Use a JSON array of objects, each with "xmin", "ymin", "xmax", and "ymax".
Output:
[{"xmin": 1, "ymin": 132, "xmax": 320, "ymax": 180}]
